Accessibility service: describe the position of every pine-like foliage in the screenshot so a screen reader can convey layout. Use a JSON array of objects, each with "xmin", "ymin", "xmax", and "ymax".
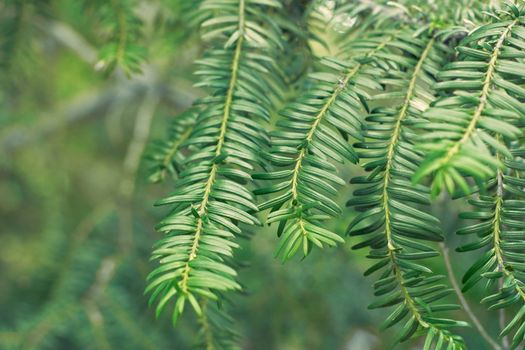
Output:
[
  {"xmin": 0, "ymin": 0, "xmax": 50, "ymax": 96},
  {"xmin": 0, "ymin": 0, "xmax": 26, "ymax": 81},
  {"xmin": 157, "ymin": 0, "xmax": 207, "ymax": 28},
  {"xmin": 414, "ymin": 3, "xmax": 525, "ymax": 196},
  {"xmin": 147, "ymin": 110, "xmax": 196, "ymax": 183},
  {"xmin": 146, "ymin": 0, "xmax": 285, "ymax": 325},
  {"xmin": 347, "ymin": 28, "xmax": 468, "ymax": 348},
  {"xmin": 145, "ymin": 1, "xmax": 525, "ymax": 348},
  {"xmin": 457, "ymin": 147, "xmax": 525, "ymax": 349},
  {"xmin": 255, "ymin": 22, "xmax": 421, "ymax": 261},
  {"xmin": 409, "ymin": 2, "xmax": 525, "ymax": 349},
  {"xmin": 9, "ymin": 0, "xmax": 525, "ymax": 349},
  {"xmin": 195, "ymin": 301, "xmax": 241, "ymax": 350},
  {"xmin": 94, "ymin": 0, "xmax": 146, "ymax": 75}
]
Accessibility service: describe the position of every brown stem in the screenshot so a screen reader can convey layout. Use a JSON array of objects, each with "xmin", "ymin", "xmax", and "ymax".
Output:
[{"xmin": 440, "ymin": 243, "xmax": 502, "ymax": 350}]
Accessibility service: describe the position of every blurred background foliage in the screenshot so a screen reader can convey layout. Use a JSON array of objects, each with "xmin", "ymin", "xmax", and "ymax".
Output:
[{"xmin": 0, "ymin": 0, "xmax": 506, "ymax": 349}]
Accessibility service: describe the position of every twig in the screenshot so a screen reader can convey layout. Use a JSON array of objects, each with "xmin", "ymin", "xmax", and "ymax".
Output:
[
  {"xmin": 120, "ymin": 89, "xmax": 159, "ymax": 200},
  {"xmin": 77, "ymin": 88, "xmax": 160, "ymax": 349},
  {"xmin": 34, "ymin": 18, "xmax": 98, "ymax": 64},
  {"xmin": 118, "ymin": 88, "xmax": 159, "ymax": 251},
  {"xmin": 83, "ymin": 258, "xmax": 118, "ymax": 350},
  {"xmin": 440, "ymin": 243, "xmax": 502, "ymax": 350},
  {"xmin": 499, "ymin": 277, "xmax": 509, "ymax": 350},
  {"xmin": 199, "ymin": 301, "xmax": 216, "ymax": 350},
  {"xmin": 495, "ymin": 165, "xmax": 510, "ymax": 350},
  {"xmin": 81, "ymin": 84, "xmax": 159, "ymax": 327}
]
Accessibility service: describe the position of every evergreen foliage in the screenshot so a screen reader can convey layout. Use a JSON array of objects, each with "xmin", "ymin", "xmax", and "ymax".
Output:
[
  {"xmin": 145, "ymin": 0, "xmax": 286, "ymax": 330},
  {"xmin": 4, "ymin": 0, "xmax": 525, "ymax": 349},
  {"xmin": 94, "ymin": 0, "xmax": 146, "ymax": 75},
  {"xmin": 347, "ymin": 29, "xmax": 469, "ymax": 349},
  {"xmin": 415, "ymin": 6, "xmax": 525, "ymax": 196},
  {"xmin": 121, "ymin": 0, "xmax": 525, "ymax": 348},
  {"xmin": 457, "ymin": 146, "xmax": 525, "ymax": 349}
]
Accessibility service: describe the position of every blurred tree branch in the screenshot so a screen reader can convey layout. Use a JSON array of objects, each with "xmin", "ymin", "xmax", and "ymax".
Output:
[
  {"xmin": 1, "ymin": 18, "xmax": 199, "ymax": 154},
  {"xmin": 0, "ymin": 75, "xmax": 196, "ymax": 153},
  {"xmin": 14, "ymin": 65, "xmax": 164, "ymax": 350},
  {"xmin": 34, "ymin": 18, "xmax": 98, "ymax": 65}
]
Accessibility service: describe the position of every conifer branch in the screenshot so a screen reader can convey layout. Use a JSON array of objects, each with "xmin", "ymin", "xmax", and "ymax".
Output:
[
  {"xmin": 348, "ymin": 31, "xmax": 467, "ymax": 348},
  {"xmin": 147, "ymin": 0, "xmax": 286, "ymax": 330}
]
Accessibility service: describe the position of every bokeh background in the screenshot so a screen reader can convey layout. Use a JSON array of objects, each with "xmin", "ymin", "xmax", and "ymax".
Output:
[{"xmin": 0, "ymin": 0, "xmax": 504, "ymax": 349}]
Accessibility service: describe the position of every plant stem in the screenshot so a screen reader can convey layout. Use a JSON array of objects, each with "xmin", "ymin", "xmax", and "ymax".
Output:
[
  {"xmin": 440, "ymin": 243, "xmax": 502, "ymax": 350},
  {"xmin": 383, "ymin": 38, "xmax": 437, "ymax": 331},
  {"xmin": 499, "ymin": 278, "xmax": 509, "ymax": 350},
  {"xmin": 289, "ymin": 32, "xmax": 397, "ymax": 201},
  {"xmin": 383, "ymin": 38, "xmax": 435, "ymax": 251},
  {"xmin": 179, "ymin": 0, "xmax": 246, "ymax": 293},
  {"xmin": 289, "ymin": 64, "xmax": 359, "ymax": 201},
  {"xmin": 199, "ymin": 301, "xmax": 216, "ymax": 350},
  {"xmin": 492, "ymin": 156, "xmax": 525, "ymax": 349},
  {"xmin": 111, "ymin": 0, "xmax": 128, "ymax": 70}
]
